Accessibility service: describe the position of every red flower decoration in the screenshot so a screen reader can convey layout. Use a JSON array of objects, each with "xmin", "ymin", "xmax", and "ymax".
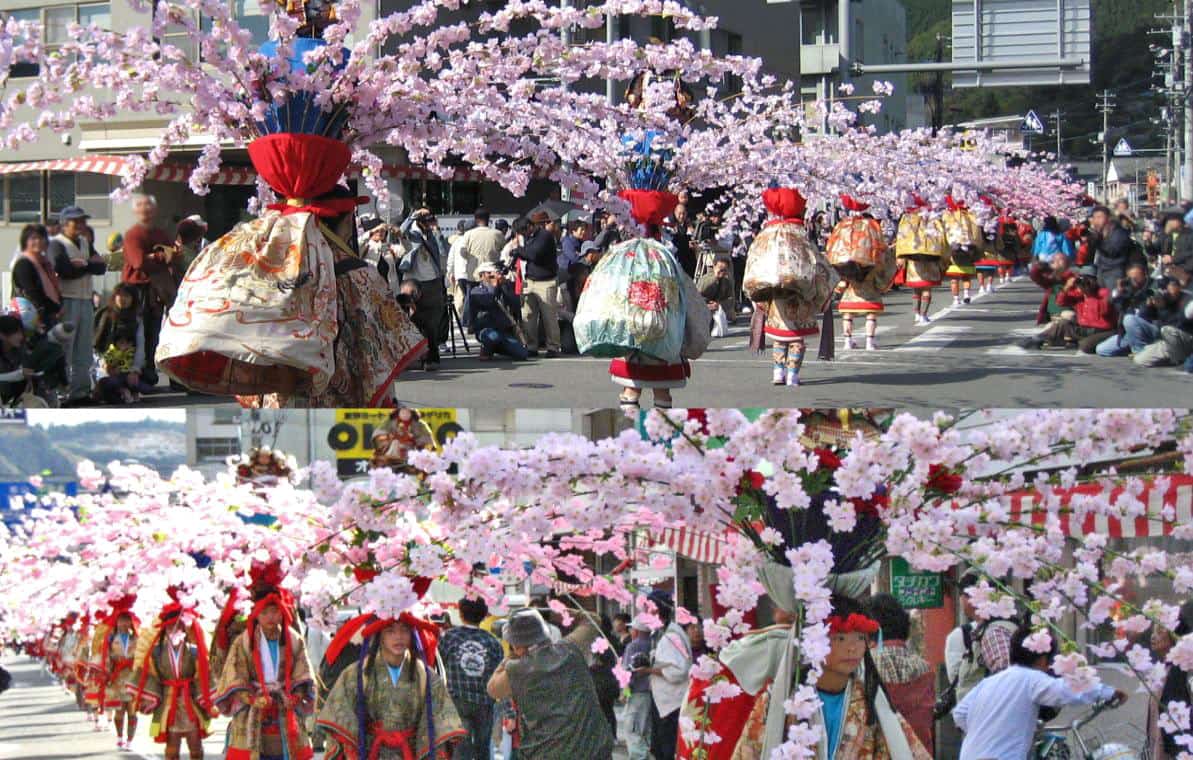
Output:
[
  {"xmin": 827, "ymin": 613, "xmax": 880, "ymax": 635},
  {"xmin": 851, "ymin": 492, "xmax": 890, "ymax": 517},
  {"xmin": 627, "ymin": 280, "xmax": 666, "ymax": 311},
  {"xmin": 352, "ymin": 565, "xmax": 379, "ymax": 584},
  {"xmin": 927, "ymin": 464, "xmax": 962, "ymax": 494},
  {"xmin": 813, "ymin": 448, "xmax": 842, "ymax": 471}
]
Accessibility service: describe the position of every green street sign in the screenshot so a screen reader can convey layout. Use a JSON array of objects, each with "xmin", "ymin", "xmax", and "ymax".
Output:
[{"xmin": 890, "ymin": 557, "xmax": 944, "ymax": 609}]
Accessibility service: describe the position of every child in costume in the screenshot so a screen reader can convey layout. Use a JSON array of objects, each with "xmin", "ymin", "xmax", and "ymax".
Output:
[
  {"xmin": 317, "ymin": 613, "xmax": 465, "ymax": 760},
  {"xmin": 214, "ymin": 563, "xmax": 316, "ymax": 760},
  {"xmin": 942, "ymin": 196, "xmax": 982, "ymax": 305},
  {"xmin": 88, "ymin": 596, "xmax": 140, "ymax": 750},
  {"xmin": 894, "ymin": 195, "xmax": 949, "ymax": 326},
  {"xmin": 128, "ymin": 593, "xmax": 214, "ymax": 760},
  {"xmin": 826, "ymin": 196, "xmax": 896, "ymax": 351},
  {"xmin": 744, "ymin": 187, "xmax": 835, "ymax": 387}
]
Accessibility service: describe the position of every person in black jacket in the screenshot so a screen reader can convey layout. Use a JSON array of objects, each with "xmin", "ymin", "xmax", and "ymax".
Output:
[
  {"xmin": 1089, "ymin": 206, "xmax": 1137, "ymax": 290},
  {"xmin": 1094, "ymin": 263, "xmax": 1153, "ymax": 357},
  {"xmin": 512, "ymin": 210, "xmax": 561, "ymax": 356},
  {"xmin": 1159, "ymin": 212, "xmax": 1193, "ymax": 273},
  {"xmin": 464, "ymin": 263, "xmax": 528, "ymax": 361},
  {"xmin": 666, "ymin": 203, "xmax": 697, "ymax": 279},
  {"xmin": 10, "ymin": 224, "xmax": 62, "ymax": 327}
]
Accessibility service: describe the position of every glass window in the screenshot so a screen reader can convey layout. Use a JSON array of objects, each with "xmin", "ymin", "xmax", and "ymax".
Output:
[
  {"xmin": 78, "ymin": 3, "xmax": 111, "ymax": 30},
  {"xmin": 212, "ymin": 408, "xmax": 241, "ymax": 425},
  {"xmin": 7, "ymin": 174, "xmax": 43, "ymax": 224},
  {"xmin": 5, "ymin": 9, "xmax": 40, "ymax": 77},
  {"xmin": 49, "ymin": 172, "xmax": 75, "ymax": 218},
  {"xmin": 232, "ymin": 0, "xmax": 270, "ymax": 46},
  {"xmin": 196, "ymin": 437, "xmax": 241, "ymax": 461},
  {"xmin": 156, "ymin": 1, "xmax": 199, "ymax": 62},
  {"xmin": 800, "ymin": 4, "xmax": 821, "ymax": 45},
  {"xmin": 650, "ymin": 16, "xmax": 674, "ymax": 43},
  {"xmin": 45, "ymin": 6, "xmax": 75, "ymax": 46},
  {"xmin": 74, "ymin": 173, "xmax": 113, "ymax": 221}
]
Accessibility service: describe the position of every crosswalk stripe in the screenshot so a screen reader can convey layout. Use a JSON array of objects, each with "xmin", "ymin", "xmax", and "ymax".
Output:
[{"xmin": 893, "ymin": 325, "xmax": 972, "ymax": 352}]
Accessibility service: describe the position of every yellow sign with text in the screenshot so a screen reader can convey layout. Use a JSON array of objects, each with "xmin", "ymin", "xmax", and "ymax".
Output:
[{"xmin": 328, "ymin": 409, "xmax": 460, "ymax": 460}]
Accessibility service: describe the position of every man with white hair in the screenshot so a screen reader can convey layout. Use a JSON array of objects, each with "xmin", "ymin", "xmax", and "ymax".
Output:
[{"xmin": 122, "ymin": 194, "xmax": 176, "ymax": 388}]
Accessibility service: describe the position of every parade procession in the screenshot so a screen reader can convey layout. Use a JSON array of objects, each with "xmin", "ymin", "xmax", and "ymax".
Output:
[{"xmin": 0, "ymin": 0, "xmax": 1192, "ymax": 758}]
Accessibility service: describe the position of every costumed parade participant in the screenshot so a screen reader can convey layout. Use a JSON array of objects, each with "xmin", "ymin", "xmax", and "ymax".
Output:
[
  {"xmin": 88, "ymin": 595, "xmax": 140, "ymax": 750},
  {"xmin": 317, "ymin": 612, "xmax": 465, "ymax": 760},
  {"xmin": 234, "ymin": 447, "xmax": 296, "ymax": 488},
  {"xmin": 894, "ymin": 195, "xmax": 949, "ymax": 326},
  {"xmin": 213, "ymin": 560, "xmax": 316, "ymax": 760},
  {"xmin": 942, "ymin": 196, "xmax": 983, "ymax": 305},
  {"xmin": 156, "ymin": 0, "xmax": 425, "ymax": 408},
  {"xmin": 826, "ymin": 196, "xmax": 896, "ymax": 351},
  {"xmin": 370, "ymin": 407, "xmax": 435, "ymax": 472},
  {"xmin": 972, "ymin": 198, "xmax": 1004, "ymax": 296},
  {"xmin": 680, "ymin": 415, "xmax": 929, "ymax": 760},
  {"xmin": 573, "ymin": 139, "xmax": 710, "ymax": 409},
  {"xmin": 128, "ymin": 591, "xmax": 214, "ymax": 760},
  {"xmin": 743, "ymin": 187, "xmax": 835, "ymax": 387}
]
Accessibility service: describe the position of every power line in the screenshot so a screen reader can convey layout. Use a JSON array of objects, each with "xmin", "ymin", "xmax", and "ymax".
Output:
[{"xmin": 1096, "ymin": 90, "xmax": 1116, "ymax": 199}]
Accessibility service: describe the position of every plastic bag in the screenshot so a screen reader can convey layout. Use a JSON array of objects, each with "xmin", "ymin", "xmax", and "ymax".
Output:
[
  {"xmin": 574, "ymin": 237, "xmax": 686, "ymax": 363},
  {"xmin": 744, "ymin": 222, "xmax": 835, "ymax": 302}
]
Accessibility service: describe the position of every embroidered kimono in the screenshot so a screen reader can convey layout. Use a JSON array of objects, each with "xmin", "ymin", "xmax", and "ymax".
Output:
[
  {"xmin": 214, "ymin": 626, "xmax": 316, "ymax": 760},
  {"xmin": 731, "ymin": 670, "xmax": 931, "ymax": 760},
  {"xmin": 318, "ymin": 651, "xmax": 465, "ymax": 760},
  {"xmin": 894, "ymin": 213, "xmax": 948, "ymax": 289},
  {"xmin": 210, "ymin": 616, "xmax": 247, "ymax": 685},
  {"xmin": 129, "ymin": 636, "xmax": 212, "ymax": 741}
]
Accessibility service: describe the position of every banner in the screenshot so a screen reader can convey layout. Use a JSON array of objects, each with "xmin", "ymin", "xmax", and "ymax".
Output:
[{"xmin": 327, "ymin": 409, "xmax": 461, "ymax": 477}]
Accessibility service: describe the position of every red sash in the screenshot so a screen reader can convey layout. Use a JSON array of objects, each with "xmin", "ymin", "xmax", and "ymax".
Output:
[
  {"xmin": 368, "ymin": 723, "xmax": 416, "ymax": 760},
  {"xmin": 161, "ymin": 678, "xmax": 201, "ymax": 738}
]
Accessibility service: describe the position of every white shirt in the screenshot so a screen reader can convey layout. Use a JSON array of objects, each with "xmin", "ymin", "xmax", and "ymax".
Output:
[
  {"xmin": 944, "ymin": 626, "xmax": 966, "ymax": 683},
  {"xmin": 953, "ymin": 664, "xmax": 1114, "ymax": 760},
  {"xmin": 649, "ymin": 623, "xmax": 691, "ymax": 718}
]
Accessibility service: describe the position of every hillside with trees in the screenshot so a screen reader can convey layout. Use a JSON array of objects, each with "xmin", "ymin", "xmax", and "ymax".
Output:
[{"xmin": 903, "ymin": 0, "xmax": 1170, "ymax": 160}]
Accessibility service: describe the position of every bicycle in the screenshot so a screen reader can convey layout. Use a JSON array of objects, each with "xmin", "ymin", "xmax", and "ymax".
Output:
[{"xmin": 1034, "ymin": 697, "xmax": 1139, "ymax": 760}]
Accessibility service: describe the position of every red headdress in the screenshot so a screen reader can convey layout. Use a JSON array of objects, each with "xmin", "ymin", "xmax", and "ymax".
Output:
[
  {"xmin": 945, "ymin": 195, "xmax": 967, "ymax": 212},
  {"xmin": 762, "ymin": 187, "xmax": 807, "ymax": 224},
  {"xmin": 247, "ymin": 133, "xmax": 368, "ymax": 219},
  {"xmin": 840, "ymin": 194, "xmax": 870, "ymax": 213},
  {"xmin": 905, "ymin": 193, "xmax": 929, "ymax": 213},
  {"xmin": 617, "ymin": 189, "xmax": 680, "ymax": 231},
  {"xmin": 101, "ymin": 594, "xmax": 140, "ymax": 628},
  {"xmin": 323, "ymin": 612, "xmax": 442, "ymax": 670},
  {"xmin": 247, "ymin": 559, "xmax": 296, "ymax": 632},
  {"xmin": 827, "ymin": 612, "xmax": 880, "ymax": 635}
]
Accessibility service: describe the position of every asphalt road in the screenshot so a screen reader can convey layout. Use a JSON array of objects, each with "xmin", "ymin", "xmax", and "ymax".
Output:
[{"xmin": 133, "ymin": 277, "xmax": 1190, "ymax": 409}]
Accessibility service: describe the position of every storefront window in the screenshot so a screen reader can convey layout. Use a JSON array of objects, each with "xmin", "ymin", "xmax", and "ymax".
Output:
[{"xmin": 6, "ymin": 174, "xmax": 42, "ymax": 224}]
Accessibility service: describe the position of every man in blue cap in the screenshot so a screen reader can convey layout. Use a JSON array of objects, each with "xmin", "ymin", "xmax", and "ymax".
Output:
[{"xmin": 48, "ymin": 205, "xmax": 106, "ymax": 404}]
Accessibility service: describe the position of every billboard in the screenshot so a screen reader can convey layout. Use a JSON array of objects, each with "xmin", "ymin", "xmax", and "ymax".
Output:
[
  {"xmin": 327, "ymin": 409, "xmax": 462, "ymax": 478},
  {"xmin": 951, "ymin": 0, "xmax": 1090, "ymax": 87}
]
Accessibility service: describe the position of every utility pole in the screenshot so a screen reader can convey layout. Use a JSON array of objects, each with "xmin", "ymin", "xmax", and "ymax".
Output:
[
  {"xmin": 1096, "ymin": 90, "xmax": 1116, "ymax": 202},
  {"xmin": 1183, "ymin": 0, "xmax": 1193, "ymax": 199},
  {"xmin": 1051, "ymin": 110, "xmax": 1063, "ymax": 160}
]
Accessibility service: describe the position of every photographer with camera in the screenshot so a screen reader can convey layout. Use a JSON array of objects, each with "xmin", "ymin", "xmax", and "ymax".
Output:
[
  {"xmin": 1094, "ymin": 263, "xmax": 1154, "ymax": 357},
  {"xmin": 621, "ymin": 618, "xmax": 654, "ymax": 760},
  {"xmin": 1129, "ymin": 269, "xmax": 1193, "ymax": 367},
  {"xmin": 463, "ymin": 262, "xmax": 529, "ymax": 361},
  {"xmin": 400, "ymin": 208, "xmax": 450, "ymax": 371}
]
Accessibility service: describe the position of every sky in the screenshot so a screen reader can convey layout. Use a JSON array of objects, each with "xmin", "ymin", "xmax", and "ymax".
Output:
[{"xmin": 26, "ymin": 409, "xmax": 186, "ymax": 427}]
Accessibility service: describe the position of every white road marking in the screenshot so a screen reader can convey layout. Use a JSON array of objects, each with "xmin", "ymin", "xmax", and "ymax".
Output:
[{"xmin": 893, "ymin": 325, "xmax": 973, "ymax": 352}]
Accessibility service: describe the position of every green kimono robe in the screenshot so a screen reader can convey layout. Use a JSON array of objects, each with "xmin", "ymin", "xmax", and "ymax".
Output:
[
  {"xmin": 318, "ymin": 651, "xmax": 465, "ymax": 760},
  {"xmin": 130, "ymin": 638, "xmax": 212, "ymax": 741},
  {"xmin": 214, "ymin": 626, "xmax": 316, "ymax": 760}
]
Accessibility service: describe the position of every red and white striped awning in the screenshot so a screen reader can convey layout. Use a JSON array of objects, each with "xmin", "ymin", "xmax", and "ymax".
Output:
[
  {"xmin": 0, "ymin": 155, "xmax": 554, "ymax": 187},
  {"xmin": 651, "ymin": 527, "xmax": 729, "ymax": 565},
  {"xmin": 651, "ymin": 475, "xmax": 1193, "ymax": 566},
  {"xmin": 1005, "ymin": 474, "xmax": 1192, "ymax": 539}
]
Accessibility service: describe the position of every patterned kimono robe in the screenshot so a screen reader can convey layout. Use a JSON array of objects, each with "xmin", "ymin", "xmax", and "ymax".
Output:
[
  {"xmin": 318, "ymin": 651, "xmax": 465, "ymax": 760},
  {"xmin": 130, "ymin": 638, "xmax": 212, "ymax": 741},
  {"xmin": 214, "ymin": 626, "xmax": 316, "ymax": 760},
  {"xmin": 210, "ymin": 617, "xmax": 247, "ymax": 685}
]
